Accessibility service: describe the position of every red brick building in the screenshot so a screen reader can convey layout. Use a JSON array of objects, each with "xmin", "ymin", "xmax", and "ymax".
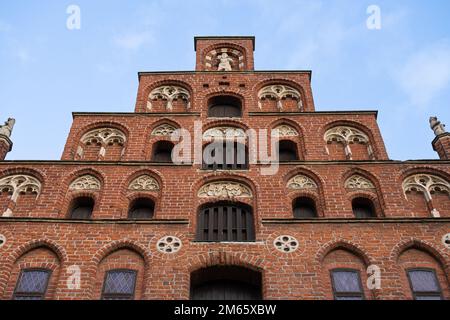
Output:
[{"xmin": 0, "ymin": 36, "xmax": 449, "ymax": 300}]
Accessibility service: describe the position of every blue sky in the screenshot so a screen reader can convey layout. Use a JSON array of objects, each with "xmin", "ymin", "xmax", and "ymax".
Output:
[{"xmin": 1, "ymin": 0, "xmax": 449, "ymax": 161}]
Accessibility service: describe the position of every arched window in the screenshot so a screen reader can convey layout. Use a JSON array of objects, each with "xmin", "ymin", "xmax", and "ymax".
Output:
[
  {"xmin": 278, "ymin": 140, "xmax": 299, "ymax": 161},
  {"xmin": 128, "ymin": 198, "xmax": 155, "ymax": 220},
  {"xmin": 352, "ymin": 198, "xmax": 376, "ymax": 218},
  {"xmin": 293, "ymin": 197, "xmax": 317, "ymax": 218},
  {"xmin": 151, "ymin": 141, "xmax": 174, "ymax": 163},
  {"xmin": 191, "ymin": 266, "xmax": 262, "ymax": 300},
  {"xmin": 69, "ymin": 197, "xmax": 94, "ymax": 219},
  {"xmin": 197, "ymin": 202, "xmax": 255, "ymax": 242},
  {"xmin": 203, "ymin": 141, "xmax": 248, "ymax": 170},
  {"xmin": 101, "ymin": 269, "xmax": 137, "ymax": 300},
  {"xmin": 13, "ymin": 269, "xmax": 52, "ymax": 300},
  {"xmin": 208, "ymin": 96, "xmax": 242, "ymax": 118}
]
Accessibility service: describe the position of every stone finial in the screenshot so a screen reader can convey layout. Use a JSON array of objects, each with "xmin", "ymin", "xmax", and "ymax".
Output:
[
  {"xmin": 0, "ymin": 118, "xmax": 15, "ymax": 138},
  {"xmin": 430, "ymin": 116, "xmax": 446, "ymax": 136}
]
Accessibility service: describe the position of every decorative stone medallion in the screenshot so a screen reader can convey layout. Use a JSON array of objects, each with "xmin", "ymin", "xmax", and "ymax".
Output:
[
  {"xmin": 443, "ymin": 234, "xmax": 450, "ymax": 250},
  {"xmin": 0, "ymin": 234, "xmax": 5, "ymax": 248},
  {"xmin": 156, "ymin": 236, "xmax": 182, "ymax": 254},
  {"xmin": 273, "ymin": 235, "xmax": 299, "ymax": 253}
]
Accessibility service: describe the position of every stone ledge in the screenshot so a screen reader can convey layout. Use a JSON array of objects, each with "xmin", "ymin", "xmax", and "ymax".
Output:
[
  {"xmin": 0, "ymin": 217, "xmax": 189, "ymax": 225},
  {"xmin": 262, "ymin": 218, "xmax": 450, "ymax": 224}
]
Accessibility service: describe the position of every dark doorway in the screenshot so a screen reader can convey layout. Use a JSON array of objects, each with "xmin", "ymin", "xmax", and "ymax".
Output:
[{"xmin": 208, "ymin": 96, "xmax": 242, "ymax": 118}]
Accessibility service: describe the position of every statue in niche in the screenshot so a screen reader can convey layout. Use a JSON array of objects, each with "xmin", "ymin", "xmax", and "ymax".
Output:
[
  {"xmin": 0, "ymin": 118, "xmax": 15, "ymax": 137},
  {"xmin": 430, "ymin": 116, "xmax": 447, "ymax": 136},
  {"xmin": 217, "ymin": 53, "xmax": 233, "ymax": 71}
]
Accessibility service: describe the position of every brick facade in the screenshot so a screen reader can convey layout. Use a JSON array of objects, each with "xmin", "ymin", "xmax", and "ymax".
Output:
[{"xmin": 0, "ymin": 36, "xmax": 449, "ymax": 300}]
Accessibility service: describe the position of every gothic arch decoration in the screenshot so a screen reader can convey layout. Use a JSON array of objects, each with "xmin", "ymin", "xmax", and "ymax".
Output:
[
  {"xmin": 151, "ymin": 123, "xmax": 177, "ymax": 136},
  {"xmin": 203, "ymin": 127, "xmax": 246, "ymax": 140},
  {"xmin": 258, "ymin": 85, "xmax": 303, "ymax": 110},
  {"xmin": 0, "ymin": 174, "xmax": 42, "ymax": 202},
  {"xmin": 324, "ymin": 126, "xmax": 374, "ymax": 160},
  {"xmin": 272, "ymin": 124, "xmax": 299, "ymax": 137},
  {"xmin": 69, "ymin": 175, "xmax": 101, "ymax": 191},
  {"xmin": 78, "ymin": 127, "xmax": 127, "ymax": 159},
  {"xmin": 287, "ymin": 175, "xmax": 318, "ymax": 190},
  {"xmin": 345, "ymin": 175, "xmax": 376, "ymax": 190},
  {"xmin": 204, "ymin": 47, "xmax": 245, "ymax": 71},
  {"xmin": 128, "ymin": 175, "xmax": 160, "ymax": 192},
  {"xmin": 147, "ymin": 85, "xmax": 191, "ymax": 111},
  {"xmin": 198, "ymin": 181, "xmax": 253, "ymax": 199},
  {"xmin": 402, "ymin": 174, "xmax": 450, "ymax": 201}
]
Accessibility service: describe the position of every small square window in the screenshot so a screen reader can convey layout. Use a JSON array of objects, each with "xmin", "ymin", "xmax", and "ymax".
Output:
[
  {"xmin": 13, "ymin": 269, "xmax": 51, "ymax": 300},
  {"xmin": 102, "ymin": 270, "xmax": 137, "ymax": 300},
  {"xmin": 407, "ymin": 269, "xmax": 442, "ymax": 300},
  {"xmin": 331, "ymin": 269, "xmax": 365, "ymax": 300}
]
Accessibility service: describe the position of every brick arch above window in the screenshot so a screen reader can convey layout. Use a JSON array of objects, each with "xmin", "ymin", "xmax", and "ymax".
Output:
[{"xmin": 147, "ymin": 85, "xmax": 191, "ymax": 111}]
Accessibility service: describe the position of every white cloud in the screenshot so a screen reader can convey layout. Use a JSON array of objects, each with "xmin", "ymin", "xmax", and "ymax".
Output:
[
  {"xmin": 396, "ymin": 40, "xmax": 450, "ymax": 107},
  {"xmin": 113, "ymin": 31, "xmax": 153, "ymax": 51}
]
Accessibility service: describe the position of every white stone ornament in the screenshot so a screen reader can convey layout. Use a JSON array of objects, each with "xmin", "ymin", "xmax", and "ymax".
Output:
[
  {"xmin": 198, "ymin": 182, "xmax": 252, "ymax": 198},
  {"xmin": 147, "ymin": 86, "xmax": 190, "ymax": 110},
  {"xmin": 69, "ymin": 175, "xmax": 101, "ymax": 191},
  {"xmin": 0, "ymin": 234, "xmax": 6, "ymax": 248},
  {"xmin": 0, "ymin": 175, "xmax": 41, "ymax": 202},
  {"xmin": 217, "ymin": 53, "xmax": 233, "ymax": 71},
  {"xmin": 345, "ymin": 175, "xmax": 375, "ymax": 190},
  {"xmin": 402, "ymin": 174, "xmax": 450, "ymax": 201},
  {"xmin": 430, "ymin": 116, "xmax": 447, "ymax": 136},
  {"xmin": 272, "ymin": 125, "xmax": 299, "ymax": 137},
  {"xmin": 156, "ymin": 236, "xmax": 182, "ymax": 254},
  {"xmin": 258, "ymin": 85, "xmax": 303, "ymax": 110},
  {"xmin": 81, "ymin": 128, "xmax": 126, "ymax": 146},
  {"xmin": 0, "ymin": 118, "xmax": 15, "ymax": 138},
  {"xmin": 442, "ymin": 234, "xmax": 450, "ymax": 250},
  {"xmin": 287, "ymin": 175, "xmax": 317, "ymax": 190},
  {"xmin": 128, "ymin": 175, "xmax": 160, "ymax": 191},
  {"xmin": 203, "ymin": 127, "xmax": 246, "ymax": 139},
  {"xmin": 151, "ymin": 124, "xmax": 177, "ymax": 136},
  {"xmin": 324, "ymin": 126, "xmax": 369, "ymax": 145},
  {"xmin": 273, "ymin": 235, "xmax": 299, "ymax": 253}
]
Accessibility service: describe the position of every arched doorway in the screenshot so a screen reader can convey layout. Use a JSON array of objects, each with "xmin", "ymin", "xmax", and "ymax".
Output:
[{"xmin": 190, "ymin": 266, "xmax": 262, "ymax": 300}]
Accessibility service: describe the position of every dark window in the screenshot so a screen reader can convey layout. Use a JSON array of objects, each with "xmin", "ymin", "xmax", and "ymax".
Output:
[
  {"xmin": 197, "ymin": 202, "xmax": 255, "ymax": 242},
  {"xmin": 13, "ymin": 269, "xmax": 51, "ymax": 300},
  {"xmin": 69, "ymin": 197, "xmax": 94, "ymax": 219},
  {"xmin": 293, "ymin": 197, "xmax": 317, "ymax": 218},
  {"xmin": 352, "ymin": 198, "xmax": 376, "ymax": 218},
  {"xmin": 101, "ymin": 269, "xmax": 137, "ymax": 300},
  {"xmin": 191, "ymin": 266, "xmax": 262, "ymax": 300},
  {"xmin": 331, "ymin": 269, "xmax": 365, "ymax": 300},
  {"xmin": 407, "ymin": 269, "xmax": 443, "ymax": 300},
  {"xmin": 203, "ymin": 142, "xmax": 248, "ymax": 170},
  {"xmin": 128, "ymin": 198, "xmax": 155, "ymax": 220},
  {"xmin": 278, "ymin": 140, "xmax": 299, "ymax": 161},
  {"xmin": 208, "ymin": 96, "xmax": 242, "ymax": 118},
  {"xmin": 152, "ymin": 141, "xmax": 174, "ymax": 163}
]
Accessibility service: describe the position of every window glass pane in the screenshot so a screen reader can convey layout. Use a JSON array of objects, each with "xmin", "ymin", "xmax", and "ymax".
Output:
[
  {"xmin": 332, "ymin": 271, "xmax": 361, "ymax": 293},
  {"xmin": 409, "ymin": 270, "xmax": 439, "ymax": 292},
  {"xmin": 416, "ymin": 295, "xmax": 442, "ymax": 300},
  {"xmin": 335, "ymin": 296, "xmax": 364, "ymax": 300},
  {"xmin": 16, "ymin": 270, "xmax": 49, "ymax": 293},
  {"xmin": 104, "ymin": 271, "xmax": 136, "ymax": 295}
]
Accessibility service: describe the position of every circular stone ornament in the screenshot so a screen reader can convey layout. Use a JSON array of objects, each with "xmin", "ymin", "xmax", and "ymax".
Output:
[
  {"xmin": 273, "ymin": 235, "xmax": 299, "ymax": 253},
  {"xmin": 0, "ymin": 234, "xmax": 6, "ymax": 248},
  {"xmin": 443, "ymin": 234, "xmax": 450, "ymax": 250},
  {"xmin": 156, "ymin": 236, "xmax": 182, "ymax": 254}
]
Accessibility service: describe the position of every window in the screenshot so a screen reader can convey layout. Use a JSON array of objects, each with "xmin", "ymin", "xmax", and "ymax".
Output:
[
  {"xmin": 203, "ymin": 142, "xmax": 248, "ymax": 170},
  {"xmin": 352, "ymin": 198, "xmax": 376, "ymax": 218},
  {"xmin": 69, "ymin": 197, "xmax": 94, "ymax": 219},
  {"xmin": 13, "ymin": 269, "xmax": 51, "ymax": 300},
  {"xmin": 197, "ymin": 203, "xmax": 255, "ymax": 242},
  {"xmin": 293, "ymin": 197, "xmax": 317, "ymax": 218},
  {"xmin": 331, "ymin": 269, "xmax": 365, "ymax": 300},
  {"xmin": 208, "ymin": 96, "xmax": 242, "ymax": 118},
  {"xmin": 278, "ymin": 140, "xmax": 299, "ymax": 161},
  {"xmin": 407, "ymin": 269, "xmax": 443, "ymax": 300},
  {"xmin": 101, "ymin": 270, "xmax": 137, "ymax": 300},
  {"xmin": 151, "ymin": 141, "xmax": 174, "ymax": 163},
  {"xmin": 128, "ymin": 198, "xmax": 155, "ymax": 220}
]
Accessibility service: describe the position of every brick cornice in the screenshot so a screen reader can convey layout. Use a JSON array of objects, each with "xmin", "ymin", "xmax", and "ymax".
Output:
[
  {"xmin": 262, "ymin": 218, "xmax": 450, "ymax": 224},
  {"xmin": 0, "ymin": 217, "xmax": 189, "ymax": 225}
]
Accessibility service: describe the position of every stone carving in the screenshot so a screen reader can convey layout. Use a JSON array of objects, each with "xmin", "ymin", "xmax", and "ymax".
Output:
[
  {"xmin": 442, "ymin": 233, "xmax": 450, "ymax": 249},
  {"xmin": 217, "ymin": 53, "xmax": 233, "ymax": 71},
  {"xmin": 287, "ymin": 175, "xmax": 318, "ymax": 190},
  {"xmin": 151, "ymin": 124, "xmax": 177, "ymax": 136},
  {"xmin": 81, "ymin": 128, "xmax": 126, "ymax": 146},
  {"xmin": 0, "ymin": 118, "xmax": 15, "ymax": 137},
  {"xmin": 324, "ymin": 126, "xmax": 369, "ymax": 145},
  {"xmin": 156, "ymin": 236, "xmax": 182, "ymax": 254},
  {"xmin": 430, "ymin": 116, "xmax": 447, "ymax": 136},
  {"xmin": 0, "ymin": 174, "xmax": 41, "ymax": 202},
  {"xmin": 345, "ymin": 175, "xmax": 375, "ymax": 190},
  {"xmin": 147, "ymin": 86, "xmax": 190, "ymax": 110},
  {"xmin": 258, "ymin": 85, "xmax": 303, "ymax": 110},
  {"xmin": 69, "ymin": 175, "xmax": 101, "ymax": 191},
  {"xmin": 402, "ymin": 174, "xmax": 450, "ymax": 201},
  {"xmin": 128, "ymin": 175, "xmax": 160, "ymax": 191},
  {"xmin": 198, "ymin": 181, "xmax": 252, "ymax": 198},
  {"xmin": 203, "ymin": 127, "xmax": 246, "ymax": 139},
  {"xmin": 273, "ymin": 235, "xmax": 299, "ymax": 253},
  {"xmin": 272, "ymin": 125, "xmax": 299, "ymax": 137}
]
